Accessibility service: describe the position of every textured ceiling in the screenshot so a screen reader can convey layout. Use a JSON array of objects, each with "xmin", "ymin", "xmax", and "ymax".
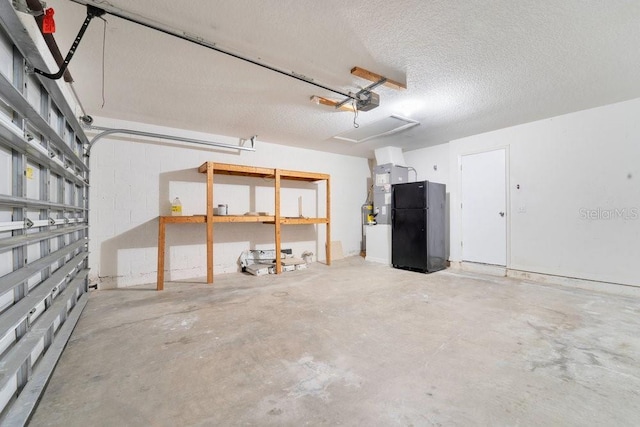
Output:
[{"xmin": 42, "ymin": 0, "xmax": 640, "ymax": 158}]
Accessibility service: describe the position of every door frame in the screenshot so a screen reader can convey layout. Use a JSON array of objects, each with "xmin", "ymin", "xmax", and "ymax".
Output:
[{"xmin": 458, "ymin": 146, "xmax": 511, "ymax": 267}]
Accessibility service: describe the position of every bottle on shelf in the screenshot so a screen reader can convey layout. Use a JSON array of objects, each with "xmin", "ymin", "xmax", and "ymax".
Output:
[{"xmin": 171, "ymin": 197, "xmax": 182, "ymax": 216}]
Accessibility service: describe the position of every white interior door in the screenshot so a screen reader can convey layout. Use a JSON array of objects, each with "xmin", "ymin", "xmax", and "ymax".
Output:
[{"xmin": 461, "ymin": 149, "xmax": 507, "ymax": 265}]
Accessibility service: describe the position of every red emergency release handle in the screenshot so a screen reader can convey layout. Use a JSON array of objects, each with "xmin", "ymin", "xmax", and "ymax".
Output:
[
  {"xmin": 33, "ymin": 5, "xmax": 105, "ymax": 80},
  {"xmin": 42, "ymin": 8, "xmax": 56, "ymax": 34}
]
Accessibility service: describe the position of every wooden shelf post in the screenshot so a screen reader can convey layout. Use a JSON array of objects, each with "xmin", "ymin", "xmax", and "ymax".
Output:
[
  {"xmin": 326, "ymin": 176, "xmax": 331, "ymax": 265},
  {"xmin": 274, "ymin": 169, "xmax": 282, "ymax": 274},
  {"xmin": 157, "ymin": 218, "xmax": 166, "ymax": 290},
  {"xmin": 206, "ymin": 162, "xmax": 214, "ymax": 283}
]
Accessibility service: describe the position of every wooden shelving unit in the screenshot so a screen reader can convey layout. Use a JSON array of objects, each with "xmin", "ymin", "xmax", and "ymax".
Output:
[{"xmin": 156, "ymin": 162, "xmax": 330, "ymax": 290}]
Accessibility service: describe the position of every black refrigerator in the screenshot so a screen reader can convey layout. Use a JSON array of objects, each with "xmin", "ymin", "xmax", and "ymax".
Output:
[{"xmin": 391, "ymin": 180, "xmax": 446, "ymax": 273}]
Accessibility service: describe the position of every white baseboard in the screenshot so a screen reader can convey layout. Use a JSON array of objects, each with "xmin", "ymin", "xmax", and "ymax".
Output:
[
  {"xmin": 365, "ymin": 256, "xmax": 391, "ymax": 266},
  {"xmin": 449, "ymin": 261, "xmax": 506, "ymax": 277},
  {"xmin": 507, "ymin": 269, "xmax": 640, "ymax": 297},
  {"xmin": 449, "ymin": 261, "xmax": 640, "ymax": 297},
  {"xmin": 95, "ymin": 265, "xmax": 237, "ymax": 289}
]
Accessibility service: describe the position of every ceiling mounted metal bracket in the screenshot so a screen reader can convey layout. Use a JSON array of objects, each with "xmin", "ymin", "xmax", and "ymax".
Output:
[
  {"xmin": 334, "ymin": 77, "xmax": 388, "ymax": 110},
  {"xmin": 240, "ymin": 135, "xmax": 258, "ymax": 149},
  {"xmin": 28, "ymin": 4, "xmax": 105, "ymax": 80}
]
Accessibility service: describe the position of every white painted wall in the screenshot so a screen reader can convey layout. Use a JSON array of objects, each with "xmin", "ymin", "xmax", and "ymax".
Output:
[
  {"xmin": 89, "ymin": 118, "xmax": 370, "ymax": 288},
  {"xmin": 403, "ymin": 143, "xmax": 450, "ymax": 184},
  {"xmin": 400, "ymin": 143, "xmax": 451, "ymax": 258},
  {"xmin": 406, "ymin": 97, "xmax": 640, "ymax": 287}
]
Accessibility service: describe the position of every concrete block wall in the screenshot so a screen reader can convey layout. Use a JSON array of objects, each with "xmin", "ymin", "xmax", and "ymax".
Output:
[{"xmin": 89, "ymin": 118, "xmax": 370, "ymax": 288}]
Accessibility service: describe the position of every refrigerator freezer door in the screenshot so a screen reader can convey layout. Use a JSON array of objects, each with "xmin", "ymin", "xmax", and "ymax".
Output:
[
  {"xmin": 426, "ymin": 182, "xmax": 447, "ymax": 272},
  {"xmin": 391, "ymin": 208, "xmax": 427, "ymax": 271},
  {"xmin": 392, "ymin": 181, "xmax": 427, "ymax": 210}
]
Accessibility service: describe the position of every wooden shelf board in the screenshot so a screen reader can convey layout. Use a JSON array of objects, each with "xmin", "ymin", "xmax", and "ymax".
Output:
[
  {"xmin": 160, "ymin": 215, "xmax": 206, "ymax": 224},
  {"xmin": 198, "ymin": 162, "xmax": 329, "ymax": 182},
  {"xmin": 212, "ymin": 215, "xmax": 275, "ymax": 223},
  {"xmin": 281, "ymin": 217, "xmax": 329, "ymax": 225},
  {"xmin": 198, "ymin": 162, "xmax": 275, "ymax": 178},
  {"xmin": 278, "ymin": 169, "xmax": 330, "ymax": 182},
  {"xmin": 160, "ymin": 215, "xmax": 279, "ymax": 223},
  {"xmin": 262, "ymin": 217, "xmax": 329, "ymax": 225}
]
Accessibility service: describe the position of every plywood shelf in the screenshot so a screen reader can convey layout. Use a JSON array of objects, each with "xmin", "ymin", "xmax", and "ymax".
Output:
[
  {"xmin": 197, "ymin": 162, "xmax": 275, "ymax": 178},
  {"xmin": 213, "ymin": 215, "xmax": 275, "ymax": 223},
  {"xmin": 275, "ymin": 217, "xmax": 329, "ymax": 225},
  {"xmin": 159, "ymin": 215, "xmax": 206, "ymax": 224},
  {"xmin": 278, "ymin": 169, "xmax": 330, "ymax": 182},
  {"xmin": 159, "ymin": 215, "xmax": 279, "ymax": 224},
  {"xmin": 157, "ymin": 162, "xmax": 331, "ymax": 290}
]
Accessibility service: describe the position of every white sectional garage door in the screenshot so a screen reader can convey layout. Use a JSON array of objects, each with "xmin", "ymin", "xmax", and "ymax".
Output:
[{"xmin": 0, "ymin": 7, "xmax": 90, "ymax": 424}]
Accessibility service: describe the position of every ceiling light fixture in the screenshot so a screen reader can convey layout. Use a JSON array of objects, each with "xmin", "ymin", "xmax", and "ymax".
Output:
[{"xmin": 395, "ymin": 99, "xmax": 425, "ymax": 117}]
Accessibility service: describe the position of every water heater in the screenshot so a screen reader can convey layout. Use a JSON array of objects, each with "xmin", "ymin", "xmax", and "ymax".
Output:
[{"xmin": 373, "ymin": 163, "xmax": 409, "ymax": 224}]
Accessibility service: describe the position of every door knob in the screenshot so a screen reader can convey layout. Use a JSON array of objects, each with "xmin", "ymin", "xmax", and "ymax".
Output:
[{"xmin": 499, "ymin": 212, "xmax": 505, "ymax": 217}]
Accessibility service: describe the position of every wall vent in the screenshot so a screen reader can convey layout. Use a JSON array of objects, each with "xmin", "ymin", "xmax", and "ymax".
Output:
[{"xmin": 333, "ymin": 115, "xmax": 419, "ymax": 143}]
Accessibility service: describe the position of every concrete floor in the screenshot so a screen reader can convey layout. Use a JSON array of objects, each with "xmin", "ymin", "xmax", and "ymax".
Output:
[{"xmin": 31, "ymin": 257, "xmax": 640, "ymax": 426}]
